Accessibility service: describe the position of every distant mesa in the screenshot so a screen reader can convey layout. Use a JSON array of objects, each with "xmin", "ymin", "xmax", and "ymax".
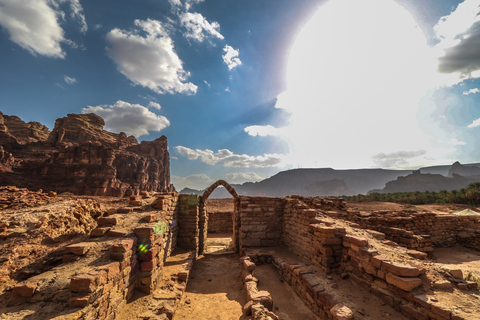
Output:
[{"xmin": 0, "ymin": 112, "xmax": 174, "ymax": 196}]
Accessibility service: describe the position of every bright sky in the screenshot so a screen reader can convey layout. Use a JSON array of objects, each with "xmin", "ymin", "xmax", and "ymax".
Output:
[{"xmin": 1, "ymin": 0, "xmax": 480, "ymax": 191}]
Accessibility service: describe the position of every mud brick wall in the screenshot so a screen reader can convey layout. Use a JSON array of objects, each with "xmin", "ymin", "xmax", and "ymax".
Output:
[
  {"xmin": 177, "ymin": 194, "xmax": 200, "ymax": 252},
  {"xmin": 238, "ymin": 196, "xmax": 285, "ymax": 248},
  {"xmin": 339, "ymin": 233, "xmax": 465, "ymax": 320},
  {"xmin": 152, "ymin": 193, "xmax": 179, "ymax": 259},
  {"xmin": 134, "ymin": 225, "xmax": 165, "ymax": 294},
  {"xmin": 242, "ymin": 250, "xmax": 354, "ymax": 320},
  {"xmin": 69, "ymin": 237, "xmax": 138, "ymax": 320},
  {"xmin": 207, "ymin": 211, "xmax": 233, "ymax": 233},
  {"xmin": 282, "ymin": 197, "xmax": 317, "ymax": 262},
  {"xmin": 310, "ymin": 223, "xmax": 346, "ymax": 273},
  {"xmin": 432, "ymin": 215, "xmax": 480, "ymax": 249},
  {"xmin": 330, "ymin": 210, "xmax": 480, "ymax": 251}
]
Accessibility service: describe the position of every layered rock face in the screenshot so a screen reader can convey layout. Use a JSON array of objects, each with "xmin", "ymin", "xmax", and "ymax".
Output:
[{"xmin": 0, "ymin": 112, "xmax": 174, "ymax": 196}]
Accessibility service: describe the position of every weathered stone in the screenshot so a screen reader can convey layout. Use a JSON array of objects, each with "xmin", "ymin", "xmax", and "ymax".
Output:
[
  {"xmin": 330, "ymin": 303, "xmax": 354, "ymax": 320},
  {"xmin": 382, "ymin": 261, "xmax": 422, "ymax": 277},
  {"xmin": 385, "ymin": 273, "xmax": 422, "ymax": 292},
  {"xmin": 12, "ymin": 281, "xmax": 37, "ymax": 298},
  {"xmin": 433, "ymin": 280, "xmax": 452, "ymax": 289},
  {"xmin": 65, "ymin": 242, "xmax": 94, "ymax": 256}
]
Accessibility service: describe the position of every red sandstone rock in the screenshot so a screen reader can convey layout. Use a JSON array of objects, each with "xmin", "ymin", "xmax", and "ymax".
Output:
[{"xmin": 0, "ymin": 113, "xmax": 175, "ymax": 196}]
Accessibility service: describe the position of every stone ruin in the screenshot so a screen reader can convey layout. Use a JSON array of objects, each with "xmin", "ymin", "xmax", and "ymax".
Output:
[{"xmin": 1, "ymin": 178, "xmax": 480, "ymax": 320}]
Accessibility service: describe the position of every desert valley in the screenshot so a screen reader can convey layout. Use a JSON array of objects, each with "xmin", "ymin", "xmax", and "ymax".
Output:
[{"xmin": 0, "ymin": 112, "xmax": 480, "ymax": 320}]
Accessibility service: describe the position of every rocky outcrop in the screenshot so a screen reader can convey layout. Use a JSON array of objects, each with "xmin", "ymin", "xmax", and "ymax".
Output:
[
  {"xmin": 448, "ymin": 161, "xmax": 480, "ymax": 177},
  {"xmin": 0, "ymin": 113, "xmax": 174, "ymax": 196},
  {"xmin": 381, "ymin": 170, "xmax": 479, "ymax": 193},
  {"xmin": 0, "ymin": 111, "xmax": 49, "ymax": 145}
]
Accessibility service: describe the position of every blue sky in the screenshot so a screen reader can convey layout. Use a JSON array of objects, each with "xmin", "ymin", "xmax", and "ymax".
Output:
[{"xmin": 1, "ymin": 0, "xmax": 480, "ymax": 191}]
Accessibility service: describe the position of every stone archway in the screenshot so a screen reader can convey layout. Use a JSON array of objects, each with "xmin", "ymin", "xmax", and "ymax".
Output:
[{"xmin": 199, "ymin": 180, "xmax": 240, "ymax": 254}]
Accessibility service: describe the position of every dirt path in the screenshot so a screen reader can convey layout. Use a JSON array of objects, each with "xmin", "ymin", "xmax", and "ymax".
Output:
[
  {"xmin": 255, "ymin": 264, "xmax": 320, "ymax": 320},
  {"xmin": 173, "ymin": 254, "xmax": 248, "ymax": 320}
]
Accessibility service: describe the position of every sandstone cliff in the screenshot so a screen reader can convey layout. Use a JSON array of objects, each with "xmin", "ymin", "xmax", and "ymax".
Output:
[{"xmin": 0, "ymin": 113, "xmax": 174, "ymax": 196}]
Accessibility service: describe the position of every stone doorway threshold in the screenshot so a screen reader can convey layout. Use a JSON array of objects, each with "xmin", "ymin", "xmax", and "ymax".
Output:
[{"xmin": 205, "ymin": 232, "xmax": 234, "ymax": 255}]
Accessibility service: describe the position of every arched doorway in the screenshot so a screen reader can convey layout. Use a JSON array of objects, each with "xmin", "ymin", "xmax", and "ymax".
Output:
[{"xmin": 199, "ymin": 180, "xmax": 240, "ymax": 254}]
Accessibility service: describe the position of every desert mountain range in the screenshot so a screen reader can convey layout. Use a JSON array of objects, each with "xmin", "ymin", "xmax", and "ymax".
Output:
[{"xmin": 181, "ymin": 161, "xmax": 480, "ymax": 198}]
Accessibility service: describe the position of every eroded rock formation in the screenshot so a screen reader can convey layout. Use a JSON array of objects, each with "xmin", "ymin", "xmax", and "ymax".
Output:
[{"xmin": 0, "ymin": 112, "xmax": 174, "ymax": 196}]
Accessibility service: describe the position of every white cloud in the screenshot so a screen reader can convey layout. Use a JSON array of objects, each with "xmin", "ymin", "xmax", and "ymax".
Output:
[
  {"xmin": 222, "ymin": 45, "xmax": 242, "ymax": 70},
  {"xmin": 434, "ymin": 0, "xmax": 480, "ymax": 79},
  {"xmin": 58, "ymin": 0, "xmax": 87, "ymax": 33},
  {"xmin": 244, "ymin": 125, "xmax": 281, "ymax": 137},
  {"xmin": 179, "ymin": 12, "xmax": 224, "ymax": 42},
  {"xmin": 463, "ymin": 88, "xmax": 480, "ymax": 95},
  {"xmin": 82, "ymin": 100, "xmax": 170, "ymax": 137},
  {"xmin": 174, "ymin": 146, "xmax": 282, "ymax": 168},
  {"xmin": 168, "ymin": 0, "xmax": 205, "ymax": 11},
  {"xmin": 225, "ymin": 87, "xmax": 231, "ymax": 92},
  {"xmin": 204, "ymin": 80, "xmax": 211, "ymax": 87},
  {"xmin": 450, "ymin": 138, "xmax": 467, "ymax": 146},
  {"xmin": 171, "ymin": 173, "xmax": 213, "ymax": 190},
  {"xmin": 0, "ymin": 0, "xmax": 65, "ymax": 58},
  {"xmin": 64, "ymin": 75, "xmax": 77, "ymax": 84},
  {"xmin": 372, "ymin": 150, "xmax": 427, "ymax": 169},
  {"xmin": 468, "ymin": 118, "xmax": 480, "ymax": 128},
  {"xmin": 221, "ymin": 172, "xmax": 264, "ymax": 184},
  {"xmin": 0, "ymin": 0, "xmax": 87, "ymax": 58},
  {"xmin": 106, "ymin": 19, "xmax": 197, "ymax": 95},
  {"xmin": 148, "ymin": 101, "xmax": 162, "ymax": 110}
]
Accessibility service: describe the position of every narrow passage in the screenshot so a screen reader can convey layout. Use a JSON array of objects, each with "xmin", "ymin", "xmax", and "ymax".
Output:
[{"xmin": 173, "ymin": 254, "xmax": 247, "ymax": 320}]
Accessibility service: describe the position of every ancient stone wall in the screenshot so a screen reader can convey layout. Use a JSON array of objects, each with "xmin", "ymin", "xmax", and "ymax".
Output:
[
  {"xmin": 177, "ymin": 194, "xmax": 200, "ymax": 253},
  {"xmin": 207, "ymin": 211, "xmax": 233, "ymax": 233},
  {"xmin": 238, "ymin": 196, "xmax": 285, "ymax": 247},
  {"xmin": 328, "ymin": 210, "xmax": 480, "ymax": 251}
]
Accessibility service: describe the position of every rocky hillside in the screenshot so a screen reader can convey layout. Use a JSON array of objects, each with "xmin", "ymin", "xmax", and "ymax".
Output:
[{"xmin": 0, "ymin": 112, "xmax": 174, "ymax": 196}]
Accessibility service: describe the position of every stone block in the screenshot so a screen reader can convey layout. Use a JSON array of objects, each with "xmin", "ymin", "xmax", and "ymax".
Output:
[
  {"xmin": 12, "ymin": 281, "xmax": 37, "ymax": 298},
  {"xmin": 433, "ymin": 280, "xmax": 452, "ymax": 289},
  {"xmin": 330, "ymin": 303, "xmax": 354, "ymax": 320},
  {"xmin": 112, "ymin": 238, "xmax": 136, "ymax": 252},
  {"xmin": 382, "ymin": 261, "xmax": 422, "ymax": 277},
  {"xmin": 107, "ymin": 230, "xmax": 129, "ymax": 237},
  {"xmin": 65, "ymin": 242, "xmax": 94, "ymax": 256},
  {"xmin": 243, "ymin": 259, "xmax": 256, "ymax": 272},
  {"xmin": 90, "ymin": 227, "xmax": 111, "ymax": 237},
  {"xmin": 344, "ymin": 235, "xmax": 368, "ymax": 247},
  {"xmin": 385, "ymin": 273, "xmax": 422, "ymax": 292},
  {"xmin": 134, "ymin": 225, "xmax": 155, "ymax": 236},
  {"xmin": 70, "ymin": 274, "xmax": 97, "ymax": 293},
  {"xmin": 140, "ymin": 259, "xmax": 158, "ymax": 272},
  {"xmin": 117, "ymin": 207, "xmax": 133, "ymax": 214},
  {"xmin": 251, "ymin": 290, "xmax": 273, "ymax": 311},
  {"xmin": 97, "ymin": 216, "xmax": 120, "ymax": 226},
  {"xmin": 97, "ymin": 262, "xmax": 120, "ymax": 281},
  {"xmin": 407, "ymin": 250, "xmax": 428, "ymax": 260},
  {"xmin": 69, "ymin": 295, "xmax": 90, "ymax": 308}
]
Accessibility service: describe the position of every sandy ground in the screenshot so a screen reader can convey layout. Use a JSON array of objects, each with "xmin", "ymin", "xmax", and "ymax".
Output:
[
  {"xmin": 173, "ymin": 254, "xmax": 248, "ymax": 320},
  {"xmin": 346, "ymin": 201, "xmax": 480, "ymax": 214}
]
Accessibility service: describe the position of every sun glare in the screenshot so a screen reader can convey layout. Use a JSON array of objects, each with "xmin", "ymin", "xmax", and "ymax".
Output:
[{"xmin": 275, "ymin": 0, "xmax": 442, "ymax": 169}]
